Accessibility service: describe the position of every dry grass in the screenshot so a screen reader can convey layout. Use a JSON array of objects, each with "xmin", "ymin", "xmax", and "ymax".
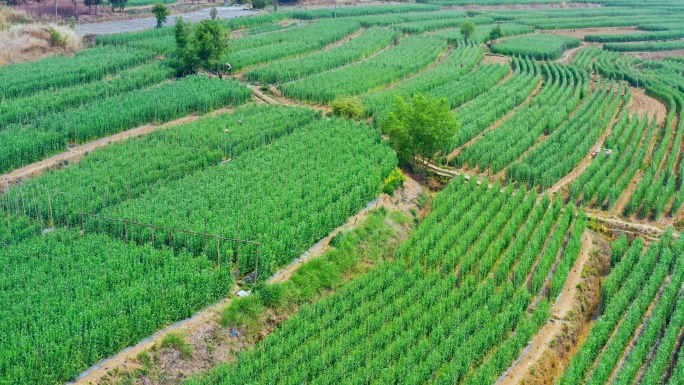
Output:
[
  {"xmin": 0, "ymin": 23, "xmax": 81, "ymax": 66},
  {"xmin": 0, "ymin": 6, "xmax": 31, "ymax": 30}
]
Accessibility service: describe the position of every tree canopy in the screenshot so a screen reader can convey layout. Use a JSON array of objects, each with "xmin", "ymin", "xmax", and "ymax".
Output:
[
  {"xmin": 173, "ymin": 18, "xmax": 228, "ymax": 77},
  {"xmin": 460, "ymin": 21, "xmax": 476, "ymax": 42},
  {"xmin": 488, "ymin": 24, "xmax": 503, "ymax": 44},
  {"xmin": 152, "ymin": 3, "xmax": 169, "ymax": 29},
  {"xmin": 381, "ymin": 93, "xmax": 459, "ymax": 178}
]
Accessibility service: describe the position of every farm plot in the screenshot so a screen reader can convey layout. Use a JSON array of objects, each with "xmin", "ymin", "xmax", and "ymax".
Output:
[
  {"xmin": 361, "ymin": 44, "xmax": 486, "ymax": 118},
  {"xmin": 0, "ymin": 222, "xmax": 234, "ymax": 385},
  {"xmin": 245, "ymin": 28, "xmax": 396, "ymax": 84},
  {"xmin": 224, "ymin": 19, "xmax": 362, "ymax": 71},
  {"xmin": 456, "ymin": 63, "xmax": 588, "ymax": 173},
  {"xmin": 559, "ymin": 231, "xmax": 684, "ymax": 385},
  {"xmin": 281, "ymin": 35, "xmax": 447, "ymax": 103},
  {"xmin": 507, "ymin": 81, "xmax": 625, "ymax": 189},
  {"xmin": 0, "ymin": 46, "xmax": 154, "ymax": 99},
  {"xmin": 2, "ymin": 105, "xmax": 320, "ymax": 226},
  {"xmin": 0, "ymin": 62, "xmax": 175, "ymax": 128},
  {"xmin": 604, "ymin": 40, "xmax": 684, "ymax": 52},
  {"xmin": 447, "ymin": 56, "xmax": 541, "ymax": 152},
  {"xmin": 570, "ymin": 114, "xmax": 657, "ymax": 210},
  {"xmin": 0, "ymin": 76, "xmax": 252, "ymax": 174},
  {"xmin": 95, "ymin": 117, "xmax": 396, "ymax": 278},
  {"xmin": 430, "ymin": 22, "xmax": 534, "ymax": 44},
  {"xmin": 186, "ymin": 176, "xmax": 586, "ymax": 385},
  {"xmin": 491, "ymin": 34, "xmax": 581, "ymax": 60}
]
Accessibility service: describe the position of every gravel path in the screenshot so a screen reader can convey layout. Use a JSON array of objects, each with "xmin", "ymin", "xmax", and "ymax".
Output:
[{"xmin": 75, "ymin": 6, "xmax": 259, "ymax": 35}]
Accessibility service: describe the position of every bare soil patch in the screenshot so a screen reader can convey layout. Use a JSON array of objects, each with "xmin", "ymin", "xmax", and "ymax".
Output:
[
  {"xmin": 633, "ymin": 50, "xmax": 684, "ymax": 60},
  {"xmin": 483, "ymin": 53, "xmax": 511, "ymax": 66},
  {"xmin": 539, "ymin": 27, "xmax": 638, "ymax": 40},
  {"xmin": 516, "ymin": 231, "xmax": 611, "ymax": 385},
  {"xmin": 628, "ymin": 86, "xmax": 668, "ymax": 125},
  {"xmin": 499, "ymin": 230, "xmax": 598, "ymax": 385}
]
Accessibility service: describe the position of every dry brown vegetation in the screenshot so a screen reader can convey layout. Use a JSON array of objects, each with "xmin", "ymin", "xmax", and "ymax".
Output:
[
  {"xmin": 0, "ymin": 6, "xmax": 82, "ymax": 66},
  {"xmin": 520, "ymin": 233, "xmax": 611, "ymax": 385},
  {"xmin": 0, "ymin": 23, "xmax": 81, "ymax": 65}
]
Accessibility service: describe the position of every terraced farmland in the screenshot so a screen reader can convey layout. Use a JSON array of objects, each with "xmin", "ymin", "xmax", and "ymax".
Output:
[{"xmin": 3, "ymin": 2, "xmax": 684, "ymax": 385}]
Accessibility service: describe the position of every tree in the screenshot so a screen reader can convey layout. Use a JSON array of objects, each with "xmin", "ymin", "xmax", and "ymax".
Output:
[
  {"xmin": 381, "ymin": 93, "xmax": 459, "ymax": 178},
  {"xmin": 488, "ymin": 24, "xmax": 503, "ymax": 45},
  {"xmin": 460, "ymin": 21, "xmax": 476, "ymax": 43},
  {"xmin": 151, "ymin": 3, "xmax": 169, "ymax": 28},
  {"xmin": 84, "ymin": 0, "xmax": 103, "ymax": 14},
  {"xmin": 173, "ymin": 18, "xmax": 228, "ymax": 77},
  {"xmin": 251, "ymin": 0, "xmax": 270, "ymax": 9},
  {"xmin": 109, "ymin": 0, "xmax": 127, "ymax": 12}
]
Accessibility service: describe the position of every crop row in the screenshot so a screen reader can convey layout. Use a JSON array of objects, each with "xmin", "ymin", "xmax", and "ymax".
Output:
[
  {"xmin": 491, "ymin": 34, "xmax": 581, "ymax": 60},
  {"xmin": 281, "ymin": 35, "xmax": 447, "ymax": 103},
  {"xmin": 246, "ymin": 28, "xmax": 396, "ymax": 84},
  {"xmin": 604, "ymin": 40, "xmax": 684, "ymax": 52},
  {"xmin": 0, "ymin": 46, "xmax": 153, "ymax": 99},
  {"xmin": 361, "ymin": 43, "xmax": 484, "ymax": 118},
  {"xmin": 0, "ymin": 76, "xmax": 251, "ymax": 175},
  {"xmin": 226, "ymin": 20, "xmax": 361, "ymax": 71},
  {"xmin": 559, "ymin": 230, "xmax": 681, "ymax": 385},
  {"xmin": 570, "ymin": 114, "xmax": 656, "ymax": 209},
  {"xmin": 458, "ymin": 63, "xmax": 587, "ymax": 173},
  {"xmin": 586, "ymin": 29, "xmax": 684, "ymax": 43},
  {"xmin": 0, "ymin": 61, "xmax": 175, "ymax": 128},
  {"xmin": 430, "ymin": 22, "xmax": 534, "ymax": 44},
  {"xmin": 507, "ymin": 81, "xmax": 625, "ymax": 189},
  {"xmin": 624, "ymin": 94, "xmax": 684, "ymax": 219},
  {"xmin": 447, "ymin": 56, "xmax": 541, "ymax": 152}
]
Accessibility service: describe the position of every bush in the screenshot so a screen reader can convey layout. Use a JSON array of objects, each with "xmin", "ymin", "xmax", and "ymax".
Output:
[
  {"xmin": 254, "ymin": 282, "xmax": 285, "ymax": 307},
  {"xmin": 332, "ymin": 96, "xmax": 364, "ymax": 120},
  {"xmin": 48, "ymin": 27, "xmax": 67, "ymax": 47},
  {"xmin": 382, "ymin": 168, "xmax": 407, "ymax": 195}
]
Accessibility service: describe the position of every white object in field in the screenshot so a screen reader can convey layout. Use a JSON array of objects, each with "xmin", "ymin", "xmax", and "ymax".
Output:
[
  {"xmin": 606, "ymin": 149, "xmax": 613, "ymax": 156},
  {"xmin": 236, "ymin": 290, "xmax": 250, "ymax": 298}
]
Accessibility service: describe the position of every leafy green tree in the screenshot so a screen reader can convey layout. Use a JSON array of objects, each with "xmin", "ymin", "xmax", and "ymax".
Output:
[
  {"xmin": 381, "ymin": 93, "xmax": 459, "ymax": 178},
  {"xmin": 173, "ymin": 18, "xmax": 228, "ymax": 77},
  {"xmin": 488, "ymin": 24, "xmax": 503, "ymax": 44},
  {"xmin": 152, "ymin": 3, "xmax": 169, "ymax": 29},
  {"xmin": 460, "ymin": 21, "xmax": 476, "ymax": 42}
]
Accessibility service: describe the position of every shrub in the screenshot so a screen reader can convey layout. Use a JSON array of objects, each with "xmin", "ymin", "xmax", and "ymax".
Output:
[
  {"xmin": 332, "ymin": 96, "xmax": 364, "ymax": 120},
  {"xmin": 382, "ymin": 167, "xmax": 407, "ymax": 195},
  {"xmin": 48, "ymin": 27, "xmax": 67, "ymax": 47}
]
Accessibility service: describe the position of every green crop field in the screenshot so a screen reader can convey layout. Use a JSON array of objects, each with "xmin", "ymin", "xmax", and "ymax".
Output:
[{"xmin": 3, "ymin": 1, "xmax": 684, "ymax": 384}]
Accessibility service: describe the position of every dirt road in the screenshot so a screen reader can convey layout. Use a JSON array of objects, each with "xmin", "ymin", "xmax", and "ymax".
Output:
[
  {"xmin": 497, "ymin": 230, "xmax": 595, "ymax": 385},
  {"xmin": 74, "ymin": 6, "xmax": 258, "ymax": 35}
]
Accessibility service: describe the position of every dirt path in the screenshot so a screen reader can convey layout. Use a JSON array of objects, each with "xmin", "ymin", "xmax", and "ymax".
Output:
[
  {"xmin": 539, "ymin": 27, "xmax": 639, "ymax": 40},
  {"xmin": 628, "ymin": 87, "xmax": 667, "ymax": 125},
  {"xmin": 498, "ymin": 230, "xmax": 595, "ymax": 385},
  {"xmin": 557, "ymin": 43, "xmax": 587, "ymax": 65},
  {"xmin": 74, "ymin": 6, "xmax": 258, "ymax": 35},
  {"xmin": 483, "ymin": 54, "xmax": 512, "ymax": 66},
  {"xmin": 0, "ymin": 106, "xmax": 234, "ymax": 193},
  {"xmin": 547, "ymin": 125, "xmax": 614, "ymax": 195},
  {"xmin": 70, "ymin": 176, "xmax": 424, "ymax": 385}
]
